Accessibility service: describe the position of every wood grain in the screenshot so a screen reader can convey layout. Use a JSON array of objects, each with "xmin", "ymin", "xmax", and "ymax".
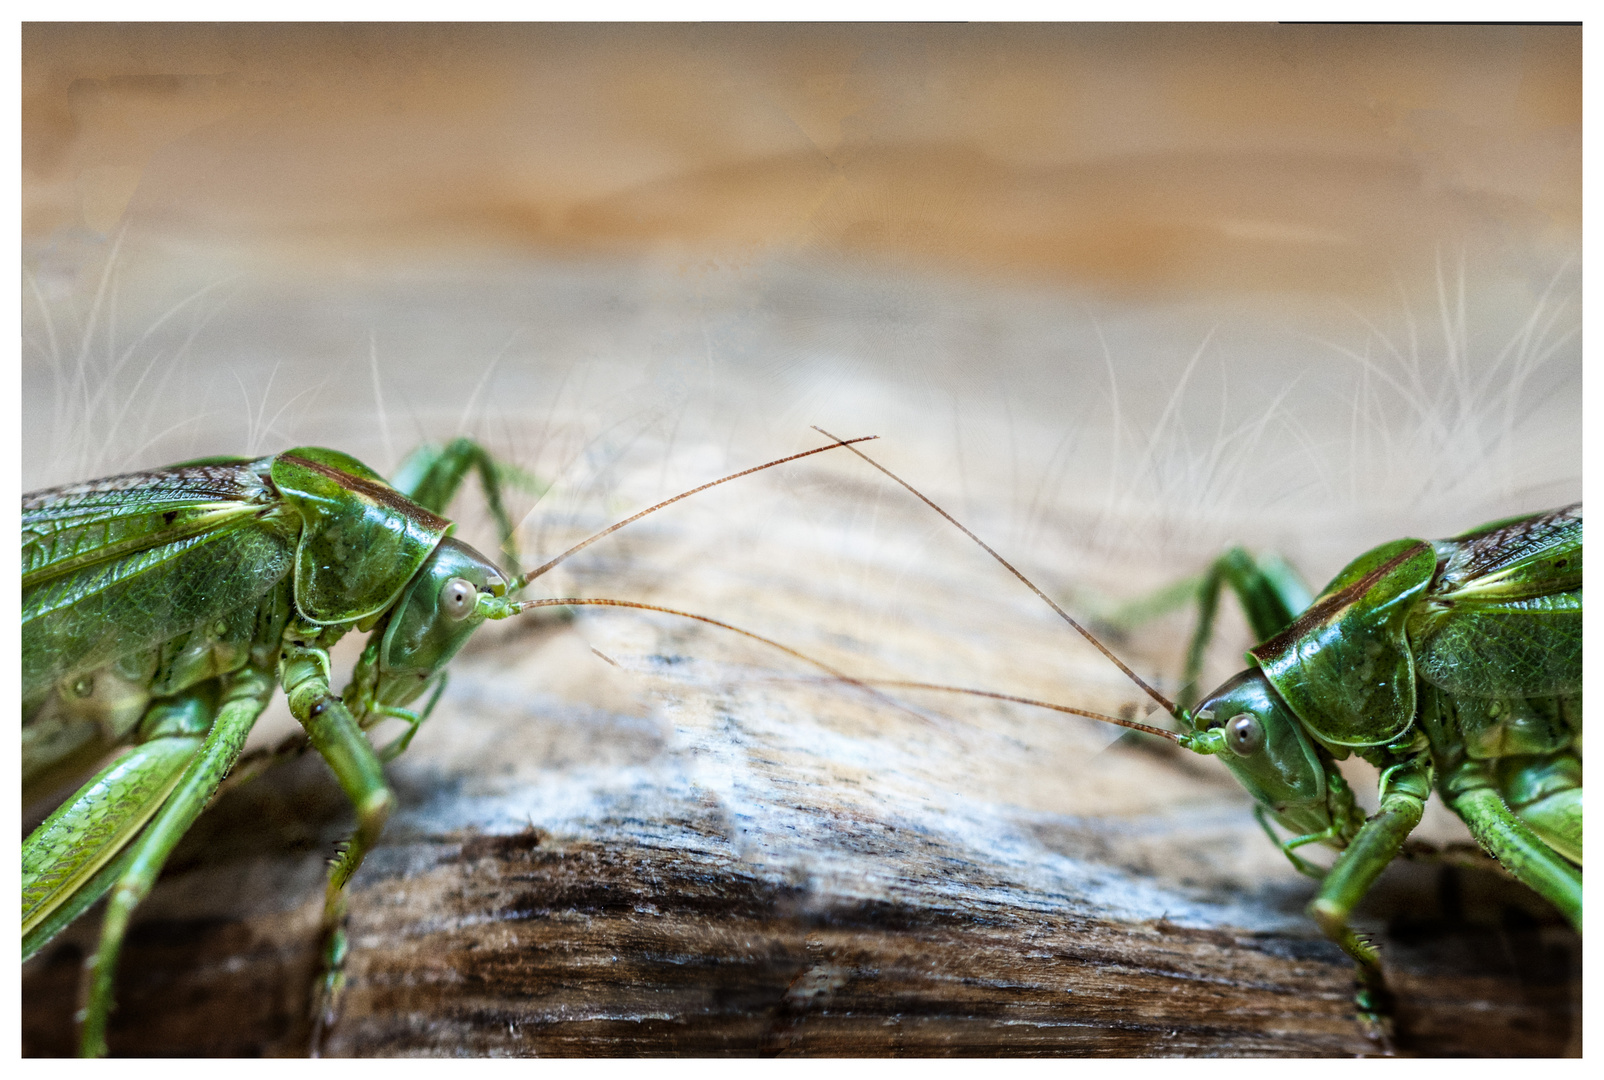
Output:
[{"xmin": 19, "ymin": 754, "xmax": 1583, "ymax": 1057}]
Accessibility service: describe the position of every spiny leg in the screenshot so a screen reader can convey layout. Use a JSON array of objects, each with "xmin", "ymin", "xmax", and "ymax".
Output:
[
  {"xmin": 76, "ymin": 669, "xmax": 274, "ymax": 1057},
  {"xmin": 1232, "ymin": 551, "xmax": 1314, "ymax": 639},
  {"xmin": 371, "ymin": 674, "xmax": 448, "ymax": 763},
  {"xmin": 282, "ymin": 642, "xmax": 396, "ymax": 1055},
  {"xmin": 1104, "ymin": 547, "xmax": 1312, "ymax": 714},
  {"xmin": 1177, "ymin": 556, "xmax": 1228, "ymax": 714},
  {"xmin": 1094, "ymin": 572, "xmax": 1206, "ymax": 638},
  {"xmin": 1447, "ymin": 775, "xmax": 1581, "ymax": 931},
  {"xmin": 24, "ymin": 688, "xmax": 222, "ymax": 963},
  {"xmin": 1186, "ymin": 549, "xmax": 1312, "ymax": 710},
  {"xmin": 1094, "ymin": 567, "xmax": 1215, "ymax": 732},
  {"xmin": 339, "ymin": 634, "xmax": 446, "ymax": 762},
  {"xmin": 1253, "ymin": 805, "xmax": 1342, "ymax": 879},
  {"xmin": 1306, "ymin": 757, "xmax": 1430, "ymax": 1051},
  {"xmin": 1498, "ymin": 754, "xmax": 1582, "ymax": 868},
  {"xmin": 211, "ymin": 730, "xmax": 313, "ymax": 800},
  {"xmin": 390, "ymin": 437, "xmax": 536, "ymax": 575}
]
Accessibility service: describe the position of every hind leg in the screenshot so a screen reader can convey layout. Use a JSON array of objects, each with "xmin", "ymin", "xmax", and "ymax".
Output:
[
  {"xmin": 1447, "ymin": 766, "xmax": 1581, "ymax": 931},
  {"xmin": 75, "ymin": 669, "xmax": 273, "ymax": 1056}
]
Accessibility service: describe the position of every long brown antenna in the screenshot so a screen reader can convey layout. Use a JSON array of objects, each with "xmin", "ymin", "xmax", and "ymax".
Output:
[
  {"xmin": 811, "ymin": 426, "xmax": 1180, "ymax": 719},
  {"xmin": 845, "ymin": 680, "xmax": 1179, "ymax": 741},
  {"xmin": 519, "ymin": 436, "xmax": 877, "ymax": 587},
  {"xmin": 517, "ymin": 599, "xmax": 1176, "ymax": 741},
  {"xmin": 516, "ymin": 597, "xmax": 932, "ymax": 728}
]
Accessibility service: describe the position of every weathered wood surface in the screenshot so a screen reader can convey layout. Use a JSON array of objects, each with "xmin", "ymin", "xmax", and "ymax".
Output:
[{"xmin": 22, "ymin": 446, "xmax": 1582, "ymax": 1058}]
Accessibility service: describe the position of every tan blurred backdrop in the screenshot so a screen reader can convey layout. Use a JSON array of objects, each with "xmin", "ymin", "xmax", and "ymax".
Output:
[
  {"xmin": 20, "ymin": 19, "xmax": 1584, "ymax": 633},
  {"xmin": 23, "ymin": 23, "xmax": 1580, "ymax": 297}
]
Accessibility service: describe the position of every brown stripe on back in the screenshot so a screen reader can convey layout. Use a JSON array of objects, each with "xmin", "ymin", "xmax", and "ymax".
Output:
[
  {"xmin": 279, "ymin": 453, "xmax": 451, "ymax": 532},
  {"xmin": 1250, "ymin": 541, "xmax": 1432, "ymax": 661}
]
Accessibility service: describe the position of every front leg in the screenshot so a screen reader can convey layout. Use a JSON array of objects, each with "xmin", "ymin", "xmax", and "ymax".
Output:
[
  {"xmin": 341, "ymin": 636, "xmax": 447, "ymax": 761},
  {"xmin": 371, "ymin": 674, "xmax": 448, "ymax": 762},
  {"xmin": 281, "ymin": 640, "xmax": 395, "ymax": 1055},
  {"xmin": 1306, "ymin": 756, "xmax": 1431, "ymax": 1051}
]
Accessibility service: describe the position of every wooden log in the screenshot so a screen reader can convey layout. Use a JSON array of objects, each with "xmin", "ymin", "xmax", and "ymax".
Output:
[{"xmin": 19, "ymin": 750, "xmax": 1583, "ymax": 1057}]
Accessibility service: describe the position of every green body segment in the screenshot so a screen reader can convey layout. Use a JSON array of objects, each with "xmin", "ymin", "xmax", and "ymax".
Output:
[
  {"xmin": 1250, "ymin": 538, "xmax": 1438, "ymax": 748},
  {"xmin": 271, "ymin": 448, "xmax": 454, "ymax": 625},
  {"xmin": 22, "ymin": 460, "xmax": 295, "ymax": 704},
  {"xmin": 1166, "ymin": 502, "xmax": 1581, "ymax": 1038},
  {"xmin": 1410, "ymin": 508, "xmax": 1582, "ymax": 698}
]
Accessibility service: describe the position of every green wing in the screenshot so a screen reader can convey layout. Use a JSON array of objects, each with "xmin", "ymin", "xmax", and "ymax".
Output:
[
  {"xmin": 1409, "ymin": 504, "xmax": 1581, "ymax": 698},
  {"xmin": 22, "ymin": 460, "xmax": 296, "ymax": 701},
  {"xmin": 24, "ymin": 460, "xmax": 268, "ymax": 586}
]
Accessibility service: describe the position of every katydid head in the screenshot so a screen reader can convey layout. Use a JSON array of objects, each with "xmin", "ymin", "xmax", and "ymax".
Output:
[
  {"xmin": 1188, "ymin": 668, "xmax": 1334, "ymax": 838},
  {"xmin": 371, "ymin": 537, "xmax": 515, "ymax": 708}
]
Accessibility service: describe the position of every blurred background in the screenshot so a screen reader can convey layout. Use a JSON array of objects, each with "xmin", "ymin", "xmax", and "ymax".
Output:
[
  {"xmin": 20, "ymin": 24, "xmax": 1583, "ymax": 1054},
  {"xmin": 23, "ymin": 23, "xmax": 1580, "ymax": 517}
]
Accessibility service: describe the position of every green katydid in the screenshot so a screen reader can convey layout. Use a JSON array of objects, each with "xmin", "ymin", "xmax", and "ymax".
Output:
[
  {"xmin": 810, "ymin": 428, "xmax": 1580, "ymax": 1046},
  {"xmin": 22, "ymin": 433, "xmax": 876, "ymax": 1057}
]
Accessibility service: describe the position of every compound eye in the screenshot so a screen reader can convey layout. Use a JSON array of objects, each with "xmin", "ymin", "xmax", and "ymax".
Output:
[
  {"xmin": 441, "ymin": 577, "xmax": 478, "ymax": 620},
  {"xmin": 1225, "ymin": 712, "xmax": 1265, "ymax": 757}
]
